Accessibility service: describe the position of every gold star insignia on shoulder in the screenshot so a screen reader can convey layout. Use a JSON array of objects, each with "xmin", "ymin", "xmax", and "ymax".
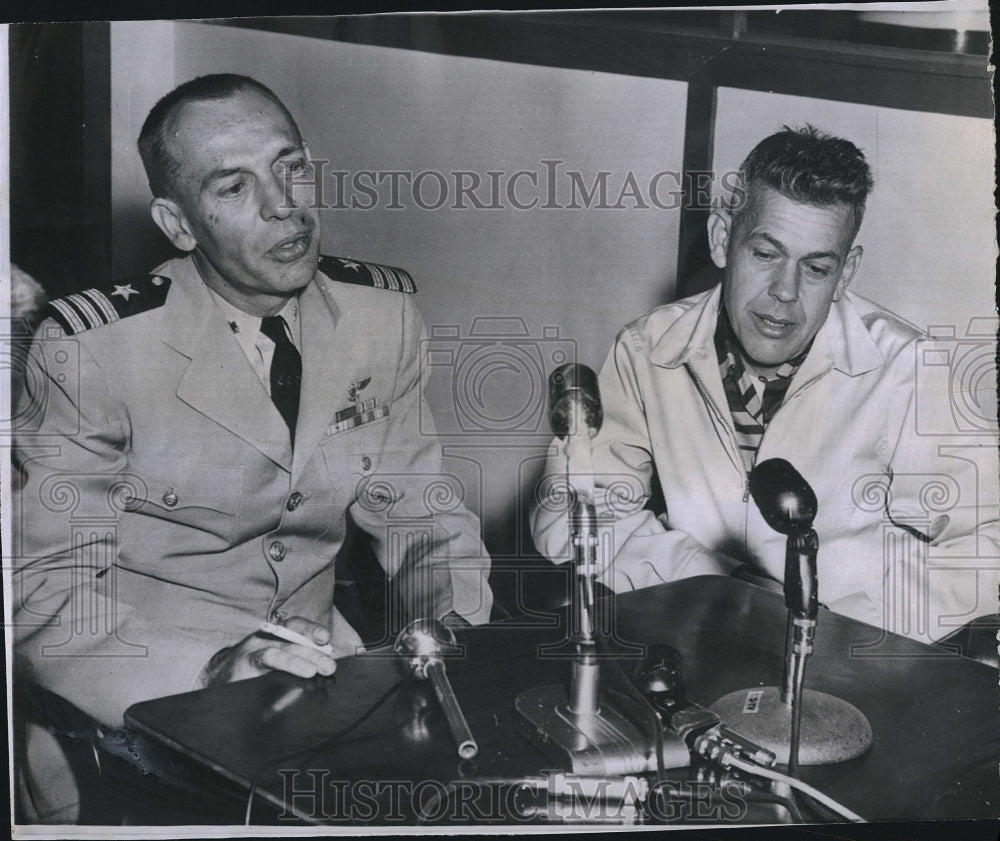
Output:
[
  {"xmin": 112, "ymin": 284, "xmax": 139, "ymax": 300},
  {"xmin": 318, "ymin": 255, "xmax": 417, "ymax": 294},
  {"xmin": 46, "ymin": 274, "xmax": 171, "ymax": 335}
]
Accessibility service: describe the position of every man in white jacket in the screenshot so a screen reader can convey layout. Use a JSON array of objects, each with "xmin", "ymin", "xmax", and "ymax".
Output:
[{"xmin": 531, "ymin": 126, "xmax": 998, "ymax": 644}]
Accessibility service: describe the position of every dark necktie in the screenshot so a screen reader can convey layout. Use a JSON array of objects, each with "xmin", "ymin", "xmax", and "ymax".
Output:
[{"xmin": 260, "ymin": 315, "xmax": 301, "ymax": 442}]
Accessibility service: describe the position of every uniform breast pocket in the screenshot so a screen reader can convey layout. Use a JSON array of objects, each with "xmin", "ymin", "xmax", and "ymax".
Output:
[
  {"xmin": 320, "ymin": 411, "xmax": 391, "ymax": 488},
  {"xmin": 130, "ymin": 463, "xmax": 246, "ymax": 519}
]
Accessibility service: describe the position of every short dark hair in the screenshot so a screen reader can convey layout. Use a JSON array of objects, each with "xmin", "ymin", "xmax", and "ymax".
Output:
[
  {"xmin": 138, "ymin": 74, "xmax": 301, "ymax": 199},
  {"xmin": 731, "ymin": 125, "xmax": 874, "ymax": 236}
]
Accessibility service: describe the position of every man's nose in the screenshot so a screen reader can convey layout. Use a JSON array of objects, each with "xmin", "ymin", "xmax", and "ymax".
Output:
[
  {"xmin": 260, "ymin": 171, "xmax": 296, "ymax": 221},
  {"xmin": 768, "ymin": 262, "xmax": 800, "ymax": 303}
]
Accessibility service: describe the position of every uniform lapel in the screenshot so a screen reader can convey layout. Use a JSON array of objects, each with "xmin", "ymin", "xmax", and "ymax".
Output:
[
  {"xmin": 159, "ymin": 258, "xmax": 293, "ymax": 471},
  {"xmin": 291, "ymin": 276, "xmax": 361, "ymax": 481}
]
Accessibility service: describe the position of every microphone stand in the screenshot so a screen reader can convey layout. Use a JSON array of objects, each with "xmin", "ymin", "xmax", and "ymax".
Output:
[
  {"xmin": 516, "ymin": 478, "xmax": 690, "ymax": 775},
  {"xmin": 780, "ymin": 527, "xmax": 819, "ymax": 777},
  {"xmin": 713, "ymin": 459, "xmax": 873, "ymax": 769},
  {"xmin": 567, "ymin": 492, "xmax": 600, "ymax": 718},
  {"xmin": 515, "ymin": 364, "xmax": 688, "ymax": 776}
]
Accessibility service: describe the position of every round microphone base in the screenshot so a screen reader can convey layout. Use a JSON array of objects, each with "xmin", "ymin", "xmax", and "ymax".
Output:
[{"xmin": 711, "ymin": 686, "xmax": 873, "ymax": 766}]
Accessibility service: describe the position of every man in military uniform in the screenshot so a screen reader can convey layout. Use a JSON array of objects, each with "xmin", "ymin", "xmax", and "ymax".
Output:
[{"xmin": 12, "ymin": 73, "xmax": 493, "ymax": 757}]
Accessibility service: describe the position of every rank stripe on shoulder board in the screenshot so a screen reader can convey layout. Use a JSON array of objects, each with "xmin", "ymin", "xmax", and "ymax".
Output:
[
  {"xmin": 46, "ymin": 275, "xmax": 171, "ymax": 335},
  {"xmin": 319, "ymin": 255, "xmax": 416, "ymax": 294}
]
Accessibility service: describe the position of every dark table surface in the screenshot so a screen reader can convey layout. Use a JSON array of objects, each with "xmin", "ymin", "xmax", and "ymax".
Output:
[{"xmin": 125, "ymin": 576, "xmax": 999, "ymax": 826}]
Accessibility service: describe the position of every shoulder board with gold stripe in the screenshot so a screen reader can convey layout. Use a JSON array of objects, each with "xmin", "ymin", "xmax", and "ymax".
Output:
[
  {"xmin": 318, "ymin": 255, "xmax": 416, "ymax": 294},
  {"xmin": 46, "ymin": 274, "xmax": 172, "ymax": 335}
]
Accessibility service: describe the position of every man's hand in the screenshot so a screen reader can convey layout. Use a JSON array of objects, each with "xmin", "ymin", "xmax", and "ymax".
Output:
[{"xmin": 198, "ymin": 616, "xmax": 337, "ymax": 688}]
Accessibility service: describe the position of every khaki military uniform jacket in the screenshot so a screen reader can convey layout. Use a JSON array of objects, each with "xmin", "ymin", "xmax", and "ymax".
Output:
[{"xmin": 13, "ymin": 255, "xmax": 493, "ymax": 726}]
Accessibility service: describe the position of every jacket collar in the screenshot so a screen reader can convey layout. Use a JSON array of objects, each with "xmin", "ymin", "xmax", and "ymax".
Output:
[
  {"xmin": 649, "ymin": 283, "xmax": 885, "ymax": 378},
  {"xmin": 154, "ymin": 256, "xmax": 372, "ymax": 480},
  {"xmin": 155, "ymin": 256, "xmax": 215, "ymax": 359},
  {"xmin": 155, "ymin": 256, "xmax": 293, "ymax": 471}
]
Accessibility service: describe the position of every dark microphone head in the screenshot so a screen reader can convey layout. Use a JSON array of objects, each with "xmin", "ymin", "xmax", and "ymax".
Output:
[
  {"xmin": 635, "ymin": 644, "xmax": 686, "ymax": 709},
  {"xmin": 548, "ymin": 363, "xmax": 603, "ymax": 439},
  {"xmin": 749, "ymin": 458, "xmax": 818, "ymax": 534}
]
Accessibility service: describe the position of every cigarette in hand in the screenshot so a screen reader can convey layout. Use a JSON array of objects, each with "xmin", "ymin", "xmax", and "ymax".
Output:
[{"xmin": 259, "ymin": 621, "xmax": 335, "ymax": 656}]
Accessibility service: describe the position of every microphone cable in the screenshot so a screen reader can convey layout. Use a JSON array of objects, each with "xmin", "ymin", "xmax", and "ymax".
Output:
[
  {"xmin": 592, "ymin": 632, "xmax": 819, "ymax": 825},
  {"xmin": 590, "ymin": 595, "xmax": 855, "ymax": 825},
  {"xmin": 720, "ymin": 753, "xmax": 865, "ymax": 822}
]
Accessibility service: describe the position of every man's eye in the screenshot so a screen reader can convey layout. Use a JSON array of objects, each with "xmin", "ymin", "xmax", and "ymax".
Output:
[
  {"xmin": 218, "ymin": 181, "xmax": 245, "ymax": 198},
  {"xmin": 752, "ymin": 250, "xmax": 776, "ymax": 261},
  {"xmin": 806, "ymin": 264, "xmax": 832, "ymax": 277}
]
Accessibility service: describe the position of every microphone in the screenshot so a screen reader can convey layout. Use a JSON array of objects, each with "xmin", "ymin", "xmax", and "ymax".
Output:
[
  {"xmin": 712, "ymin": 459, "xmax": 872, "ymax": 770},
  {"xmin": 634, "ymin": 645, "xmax": 686, "ymax": 716},
  {"xmin": 516, "ymin": 363, "xmax": 664, "ymax": 776},
  {"xmin": 394, "ymin": 619, "xmax": 478, "ymax": 760},
  {"xmin": 548, "ymin": 363, "xmax": 603, "ymax": 440},
  {"xmin": 747, "ymin": 458, "xmax": 817, "ymax": 535},
  {"xmin": 547, "ymin": 364, "xmax": 603, "ymax": 711},
  {"xmin": 748, "ymin": 458, "xmax": 818, "ymax": 620}
]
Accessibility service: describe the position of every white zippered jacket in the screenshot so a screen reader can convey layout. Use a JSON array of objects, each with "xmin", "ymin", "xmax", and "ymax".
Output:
[{"xmin": 531, "ymin": 285, "xmax": 998, "ymax": 643}]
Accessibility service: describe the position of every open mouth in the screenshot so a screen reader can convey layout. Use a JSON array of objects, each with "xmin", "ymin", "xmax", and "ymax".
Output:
[
  {"xmin": 268, "ymin": 230, "xmax": 313, "ymax": 263},
  {"xmin": 754, "ymin": 312, "xmax": 796, "ymax": 338}
]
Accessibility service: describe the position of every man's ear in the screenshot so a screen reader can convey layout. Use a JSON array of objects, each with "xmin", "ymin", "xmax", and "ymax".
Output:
[
  {"xmin": 150, "ymin": 198, "xmax": 197, "ymax": 253},
  {"xmin": 706, "ymin": 208, "xmax": 732, "ymax": 269},
  {"xmin": 833, "ymin": 244, "xmax": 863, "ymax": 301}
]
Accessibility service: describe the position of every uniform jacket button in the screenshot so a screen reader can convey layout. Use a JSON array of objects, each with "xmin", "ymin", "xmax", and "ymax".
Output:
[
  {"xmin": 162, "ymin": 488, "xmax": 178, "ymax": 507},
  {"xmin": 361, "ymin": 456, "xmax": 373, "ymax": 471},
  {"xmin": 286, "ymin": 491, "xmax": 303, "ymax": 511},
  {"xmin": 268, "ymin": 541, "xmax": 287, "ymax": 562}
]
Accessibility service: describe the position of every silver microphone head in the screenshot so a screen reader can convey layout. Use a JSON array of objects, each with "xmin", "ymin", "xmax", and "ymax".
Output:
[
  {"xmin": 393, "ymin": 618, "xmax": 458, "ymax": 680},
  {"xmin": 548, "ymin": 363, "xmax": 603, "ymax": 439}
]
